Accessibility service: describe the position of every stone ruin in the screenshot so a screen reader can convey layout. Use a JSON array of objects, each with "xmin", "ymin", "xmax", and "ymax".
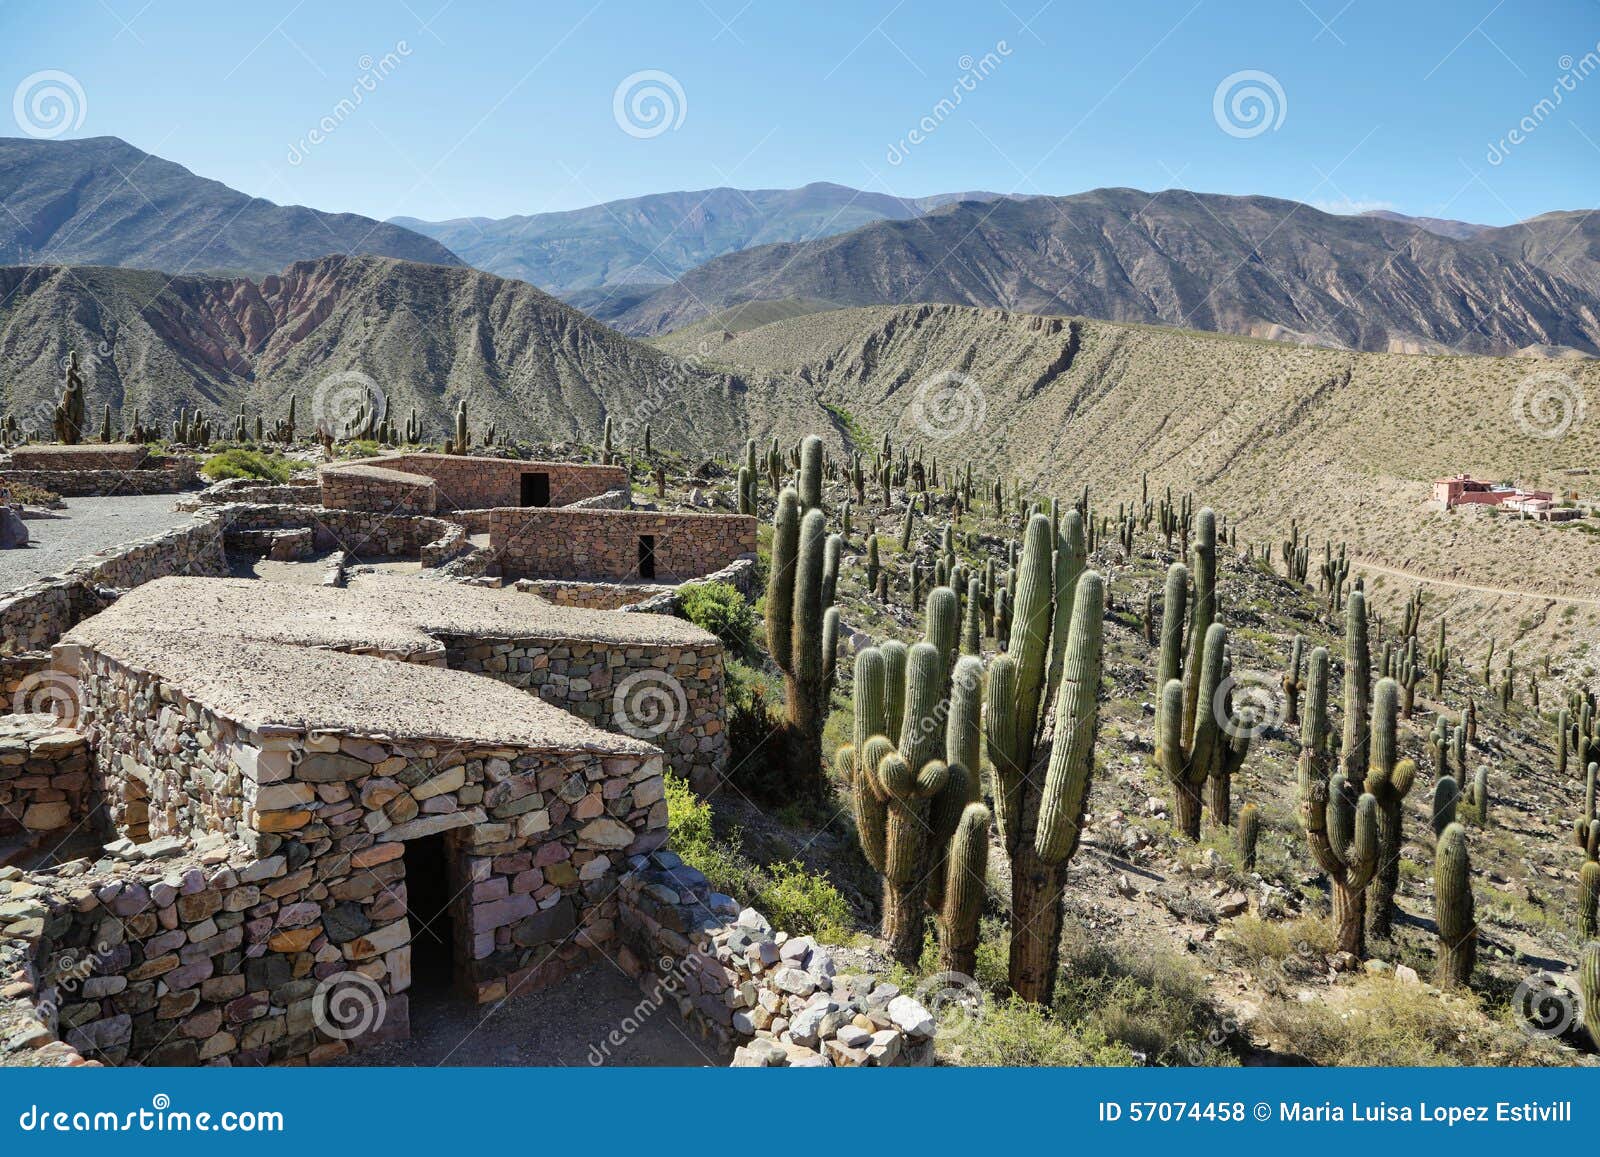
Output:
[{"xmin": 0, "ymin": 452, "xmax": 940, "ymax": 1067}]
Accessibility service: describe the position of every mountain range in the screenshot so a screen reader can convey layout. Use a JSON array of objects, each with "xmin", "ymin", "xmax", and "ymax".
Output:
[
  {"xmin": 390, "ymin": 183, "xmax": 1015, "ymax": 294},
  {"xmin": 0, "ymin": 137, "xmax": 462, "ymax": 276},
  {"xmin": 591, "ymin": 189, "xmax": 1600, "ymax": 355}
]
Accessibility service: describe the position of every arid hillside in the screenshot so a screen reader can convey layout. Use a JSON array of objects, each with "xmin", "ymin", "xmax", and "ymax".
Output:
[{"xmin": 660, "ymin": 303, "xmax": 1600, "ymax": 659}]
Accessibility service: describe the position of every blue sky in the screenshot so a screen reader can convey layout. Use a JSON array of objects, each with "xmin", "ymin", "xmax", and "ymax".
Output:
[{"xmin": 2, "ymin": 0, "xmax": 1596, "ymax": 224}]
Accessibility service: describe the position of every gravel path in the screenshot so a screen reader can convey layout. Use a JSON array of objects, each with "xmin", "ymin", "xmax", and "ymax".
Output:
[
  {"xmin": 338, "ymin": 963, "xmax": 725, "ymax": 1067},
  {"xmin": 0, "ymin": 494, "xmax": 198, "ymax": 593}
]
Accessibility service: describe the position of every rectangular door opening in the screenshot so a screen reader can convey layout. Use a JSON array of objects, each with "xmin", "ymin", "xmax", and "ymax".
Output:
[
  {"xmin": 520, "ymin": 471, "xmax": 550, "ymax": 507},
  {"xmin": 637, "ymin": 534, "xmax": 657, "ymax": 579},
  {"xmin": 402, "ymin": 832, "xmax": 457, "ymax": 997}
]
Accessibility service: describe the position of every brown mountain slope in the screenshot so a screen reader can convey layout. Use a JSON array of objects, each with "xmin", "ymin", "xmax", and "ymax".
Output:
[
  {"xmin": 0, "ymin": 137, "xmax": 463, "ymax": 276},
  {"xmin": 608, "ymin": 190, "xmax": 1600, "ymax": 356},
  {"xmin": 662, "ymin": 302, "xmax": 1600, "ymax": 655},
  {"xmin": 0, "ymin": 257, "xmax": 829, "ymax": 453}
]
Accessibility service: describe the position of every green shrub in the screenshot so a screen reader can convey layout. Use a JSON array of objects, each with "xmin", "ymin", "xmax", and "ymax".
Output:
[
  {"xmin": 664, "ymin": 775, "xmax": 855, "ymax": 942},
  {"xmin": 955, "ymin": 997, "xmax": 1139, "ymax": 1066},
  {"xmin": 678, "ymin": 581, "xmax": 757, "ymax": 655},
  {"xmin": 201, "ymin": 448, "xmax": 293, "ymax": 484}
]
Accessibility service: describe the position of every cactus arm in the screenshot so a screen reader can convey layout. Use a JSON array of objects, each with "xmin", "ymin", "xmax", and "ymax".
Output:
[{"xmin": 1034, "ymin": 572, "xmax": 1105, "ymax": 863}]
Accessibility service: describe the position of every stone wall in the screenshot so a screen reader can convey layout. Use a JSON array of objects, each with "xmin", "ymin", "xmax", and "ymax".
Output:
[
  {"xmin": 3, "ymin": 457, "xmax": 198, "ymax": 498},
  {"xmin": 512, "ymin": 579, "xmax": 675, "ymax": 610},
  {"xmin": 0, "ymin": 518, "xmax": 227, "ymax": 659},
  {"xmin": 217, "ymin": 504, "xmax": 469, "ymax": 566},
  {"xmin": 446, "ymin": 634, "xmax": 726, "ymax": 793},
  {"xmin": 488, "ymin": 509, "xmax": 757, "ymax": 583},
  {"xmin": 616, "ymin": 851, "xmax": 935, "ymax": 1067},
  {"xmin": 0, "ymin": 714, "xmax": 90, "ymax": 838},
  {"xmin": 8, "ymin": 445, "xmax": 150, "ymax": 471},
  {"xmin": 320, "ymin": 454, "xmax": 628, "ymax": 513},
  {"xmin": 181, "ymin": 479, "xmax": 322, "ymax": 509}
]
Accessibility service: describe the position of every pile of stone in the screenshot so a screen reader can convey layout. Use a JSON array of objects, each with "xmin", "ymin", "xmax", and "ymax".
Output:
[{"xmin": 617, "ymin": 850, "xmax": 936, "ymax": 1067}]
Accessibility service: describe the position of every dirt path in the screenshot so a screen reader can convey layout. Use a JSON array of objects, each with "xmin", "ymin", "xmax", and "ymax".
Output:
[{"xmin": 1352, "ymin": 557, "xmax": 1600, "ymax": 607}]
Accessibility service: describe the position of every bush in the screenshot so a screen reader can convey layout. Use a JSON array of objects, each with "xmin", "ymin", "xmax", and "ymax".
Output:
[
  {"xmin": 956, "ymin": 997, "xmax": 1139, "ymax": 1066},
  {"xmin": 664, "ymin": 774, "xmax": 855, "ymax": 941},
  {"xmin": 678, "ymin": 581, "xmax": 757, "ymax": 655},
  {"xmin": 201, "ymin": 448, "xmax": 293, "ymax": 484}
]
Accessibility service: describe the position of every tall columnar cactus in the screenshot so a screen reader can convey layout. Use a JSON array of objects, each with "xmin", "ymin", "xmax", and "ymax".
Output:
[
  {"xmin": 1579, "ymin": 860, "xmax": 1599, "ymax": 940},
  {"xmin": 1396, "ymin": 635, "xmax": 1421, "ymax": 719},
  {"xmin": 455, "ymin": 401, "xmax": 469, "ymax": 454},
  {"xmin": 54, "ymin": 352, "xmax": 87, "ymax": 445},
  {"xmin": 1582, "ymin": 943, "xmax": 1600, "ymax": 1046},
  {"xmin": 983, "ymin": 509, "xmax": 1106, "ymax": 1002},
  {"xmin": 865, "ymin": 534, "xmax": 881, "ymax": 594},
  {"xmin": 1364, "ymin": 677, "xmax": 1416, "ymax": 941},
  {"xmin": 1427, "ymin": 617, "xmax": 1450, "ymax": 697},
  {"xmin": 923, "ymin": 585, "xmax": 959, "ymax": 694},
  {"xmin": 1341, "ymin": 588, "xmax": 1372, "ymax": 788},
  {"xmin": 839, "ymin": 648, "xmax": 889, "ymax": 871},
  {"xmin": 798, "ymin": 434, "xmax": 824, "ymax": 511},
  {"xmin": 1432, "ymin": 775, "xmax": 1459, "ymax": 835},
  {"xmin": 765, "ymin": 489, "xmax": 833, "ymax": 797},
  {"xmin": 1433, "ymin": 822, "xmax": 1476, "ymax": 987},
  {"xmin": 822, "ymin": 533, "xmax": 842, "ymax": 609},
  {"xmin": 961, "ymin": 576, "xmax": 983, "ymax": 654},
  {"xmin": 1298, "ymin": 645, "xmax": 1381, "ymax": 958},
  {"xmin": 1283, "ymin": 635, "xmax": 1304, "ymax": 726},
  {"xmin": 1237, "ymin": 802, "xmax": 1261, "ymax": 871}
]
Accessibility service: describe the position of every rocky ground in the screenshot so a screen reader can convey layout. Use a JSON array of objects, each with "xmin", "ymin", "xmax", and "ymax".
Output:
[{"xmin": 0, "ymin": 493, "xmax": 199, "ymax": 590}]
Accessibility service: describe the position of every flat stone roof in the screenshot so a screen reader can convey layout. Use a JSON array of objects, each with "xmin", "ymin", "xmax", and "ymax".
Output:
[
  {"xmin": 70, "ymin": 629, "xmax": 653, "ymax": 751},
  {"xmin": 67, "ymin": 574, "xmax": 718, "ymax": 654}
]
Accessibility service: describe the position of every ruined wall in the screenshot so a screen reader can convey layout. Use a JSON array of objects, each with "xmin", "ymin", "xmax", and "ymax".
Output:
[
  {"xmin": 319, "ymin": 454, "xmax": 627, "ymax": 512},
  {"xmin": 0, "ymin": 518, "xmax": 228, "ymax": 659},
  {"xmin": 219, "ymin": 504, "xmax": 469, "ymax": 565},
  {"xmin": 8, "ymin": 445, "xmax": 150, "ymax": 471},
  {"xmin": 488, "ymin": 509, "xmax": 757, "ymax": 583},
  {"xmin": 512, "ymin": 578, "xmax": 674, "ymax": 610},
  {"xmin": 0, "ymin": 714, "xmax": 90, "ymax": 838},
  {"xmin": 4, "ymin": 457, "xmax": 198, "ymax": 498},
  {"xmin": 447, "ymin": 634, "xmax": 726, "ymax": 792}
]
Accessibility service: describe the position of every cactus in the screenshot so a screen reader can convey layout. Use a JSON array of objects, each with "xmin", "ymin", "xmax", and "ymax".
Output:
[
  {"xmin": 865, "ymin": 534, "xmax": 880, "ymax": 593},
  {"xmin": 1426, "ymin": 618, "xmax": 1450, "ymax": 697},
  {"xmin": 455, "ymin": 401, "xmax": 469, "ymax": 453},
  {"xmin": 1433, "ymin": 822, "xmax": 1476, "ymax": 987},
  {"xmin": 1341, "ymin": 588, "xmax": 1372, "ymax": 788},
  {"xmin": 1582, "ymin": 943, "xmax": 1600, "ymax": 1046},
  {"xmin": 983, "ymin": 510, "xmax": 1106, "ymax": 1002},
  {"xmin": 798, "ymin": 434, "xmax": 823, "ymax": 511},
  {"xmin": 938, "ymin": 802, "xmax": 992, "ymax": 976},
  {"xmin": 1364, "ymin": 677, "xmax": 1416, "ymax": 941},
  {"xmin": 1579, "ymin": 860, "xmax": 1599, "ymax": 940},
  {"xmin": 1237, "ymin": 801, "xmax": 1261, "ymax": 871},
  {"xmin": 765, "ymin": 490, "xmax": 834, "ymax": 797},
  {"xmin": 1298, "ymin": 645, "xmax": 1381, "ymax": 957},
  {"xmin": 1432, "ymin": 775, "xmax": 1459, "ymax": 835},
  {"xmin": 53, "ymin": 352, "xmax": 87, "ymax": 444},
  {"xmin": 822, "ymin": 533, "xmax": 842, "ymax": 609},
  {"xmin": 1282, "ymin": 634, "xmax": 1304, "ymax": 726},
  {"xmin": 923, "ymin": 585, "xmax": 959, "ymax": 694}
]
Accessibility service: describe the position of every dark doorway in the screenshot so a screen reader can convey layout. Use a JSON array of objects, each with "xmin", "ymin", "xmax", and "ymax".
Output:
[
  {"xmin": 637, "ymin": 534, "xmax": 657, "ymax": 579},
  {"xmin": 520, "ymin": 471, "xmax": 550, "ymax": 507},
  {"xmin": 402, "ymin": 833, "xmax": 456, "ymax": 995}
]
